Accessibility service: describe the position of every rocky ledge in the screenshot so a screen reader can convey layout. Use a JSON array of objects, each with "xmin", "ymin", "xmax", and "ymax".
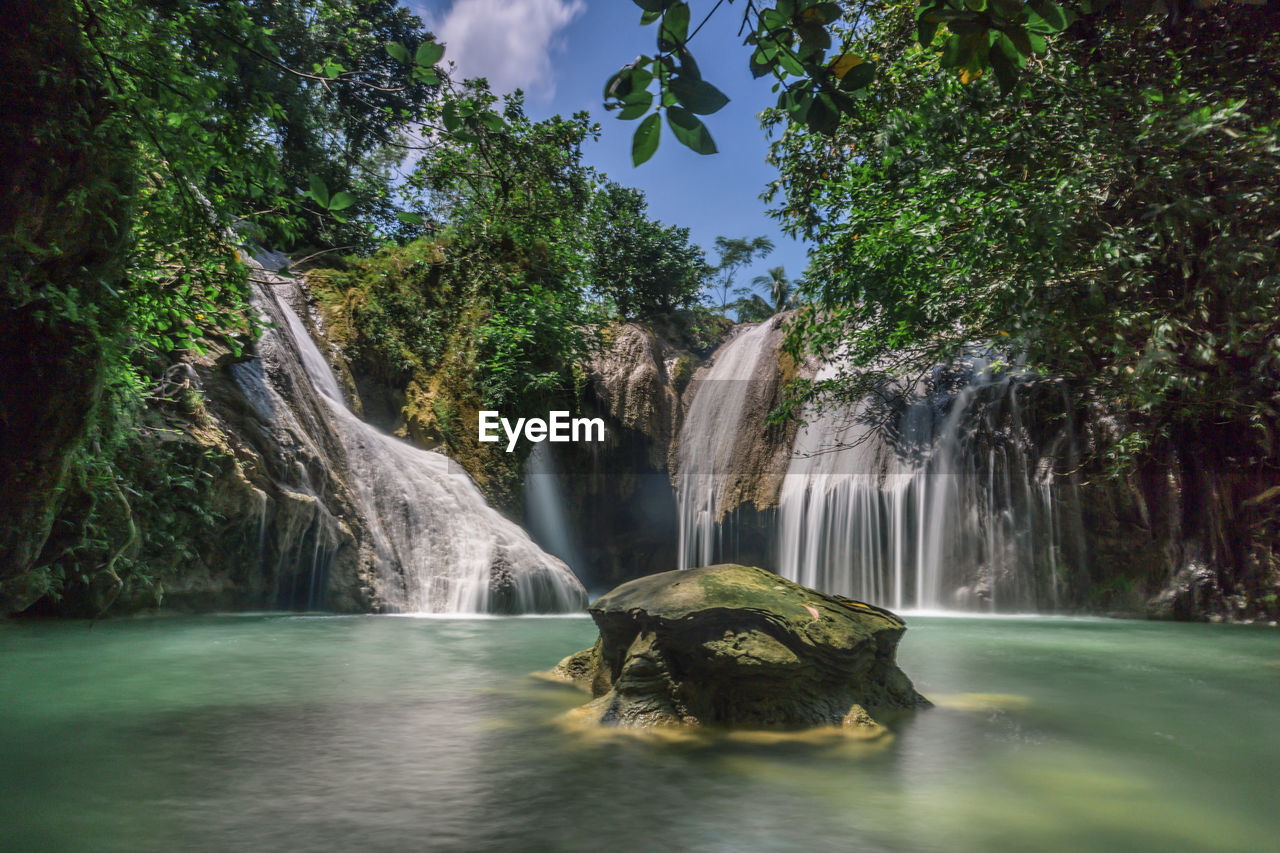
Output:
[{"xmin": 551, "ymin": 564, "xmax": 930, "ymax": 731}]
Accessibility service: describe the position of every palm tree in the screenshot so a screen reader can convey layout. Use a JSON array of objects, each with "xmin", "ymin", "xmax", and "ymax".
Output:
[{"xmin": 751, "ymin": 266, "xmax": 792, "ymax": 313}]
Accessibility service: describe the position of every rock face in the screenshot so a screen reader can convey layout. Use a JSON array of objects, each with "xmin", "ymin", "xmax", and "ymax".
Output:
[
  {"xmin": 588, "ymin": 322, "xmax": 684, "ymax": 470},
  {"xmin": 540, "ymin": 317, "xmax": 728, "ymax": 590},
  {"xmin": 553, "ymin": 564, "xmax": 930, "ymax": 729}
]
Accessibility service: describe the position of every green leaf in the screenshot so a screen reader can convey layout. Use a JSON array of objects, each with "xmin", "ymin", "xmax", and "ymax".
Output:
[
  {"xmin": 805, "ymin": 93, "xmax": 840, "ymax": 135},
  {"xmin": 386, "ymin": 42, "xmax": 410, "ymax": 63},
  {"xmin": 761, "ymin": 10, "xmax": 788, "ymax": 29},
  {"xmin": 307, "ymin": 175, "xmax": 330, "ymax": 208},
  {"xmin": 796, "ymin": 22, "xmax": 831, "ymax": 51},
  {"xmin": 918, "ymin": 19, "xmax": 940, "ymax": 46},
  {"xmin": 441, "ymin": 102, "xmax": 461, "ymax": 132},
  {"xmin": 632, "ymin": 0, "xmax": 663, "ymax": 11},
  {"xmin": 606, "ymin": 65, "xmax": 655, "ymax": 101},
  {"xmin": 1006, "ymin": 26, "xmax": 1033, "ymax": 57},
  {"xmin": 940, "ymin": 34, "xmax": 964, "ymax": 69},
  {"xmin": 994, "ymin": 32, "xmax": 1028, "ymax": 68},
  {"xmin": 640, "ymin": 9, "xmax": 661, "ymax": 25},
  {"xmin": 618, "ymin": 99, "xmax": 652, "ymax": 120},
  {"xmin": 750, "ymin": 49, "xmax": 774, "ymax": 79},
  {"xmin": 632, "ymin": 112, "xmax": 661, "ymax": 165},
  {"xmin": 666, "ymin": 106, "xmax": 717, "ymax": 155},
  {"xmin": 1028, "ymin": 0, "xmax": 1070, "ymax": 31},
  {"xmin": 838, "ymin": 59, "xmax": 876, "ymax": 91},
  {"xmin": 677, "ymin": 47, "xmax": 702, "ymax": 81},
  {"xmin": 328, "ymin": 191, "xmax": 355, "ymax": 212},
  {"xmin": 813, "ymin": 3, "xmax": 844, "ymax": 24},
  {"xmin": 397, "ymin": 212, "xmax": 425, "ymax": 225},
  {"xmin": 416, "ymin": 41, "xmax": 445, "ymax": 67},
  {"xmin": 659, "ymin": 2, "xmax": 691, "ymax": 50},
  {"xmin": 989, "ymin": 47, "xmax": 1019, "ymax": 94},
  {"xmin": 669, "ymin": 77, "xmax": 730, "ymax": 115},
  {"xmin": 777, "ymin": 49, "xmax": 807, "ymax": 77}
]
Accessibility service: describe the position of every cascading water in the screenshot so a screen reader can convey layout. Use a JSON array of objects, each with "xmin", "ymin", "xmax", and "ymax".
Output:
[
  {"xmin": 233, "ymin": 256, "xmax": 586, "ymax": 614},
  {"xmin": 675, "ymin": 321, "xmax": 781, "ymax": 569},
  {"xmin": 777, "ymin": 358, "xmax": 1078, "ymax": 611},
  {"xmin": 672, "ymin": 318, "xmax": 1081, "ymax": 611},
  {"xmin": 523, "ymin": 443, "xmax": 585, "ymax": 575}
]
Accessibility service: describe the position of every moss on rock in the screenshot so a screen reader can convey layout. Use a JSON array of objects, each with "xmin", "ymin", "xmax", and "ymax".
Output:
[{"xmin": 551, "ymin": 564, "xmax": 930, "ymax": 730}]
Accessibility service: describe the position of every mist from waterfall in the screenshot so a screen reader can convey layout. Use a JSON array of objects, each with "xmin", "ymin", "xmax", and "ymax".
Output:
[
  {"xmin": 524, "ymin": 443, "xmax": 586, "ymax": 575},
  {"xmin": 233, "ymin": 258, "xmax": 586, "ymax": 614}
]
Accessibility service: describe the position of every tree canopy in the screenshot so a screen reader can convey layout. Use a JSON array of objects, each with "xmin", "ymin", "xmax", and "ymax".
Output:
[
  {"xmin": 606, "ymin": 0, "xmax": 1274, "ymax": 161},
  {"xmin": 588, "ymin": 183, "xmax": 713, "ymax": 318}
]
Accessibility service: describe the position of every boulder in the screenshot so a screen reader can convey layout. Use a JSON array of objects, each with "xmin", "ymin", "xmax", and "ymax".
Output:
[{"xmin": 552, "ymin": 564, "xmax": 930, "ymax": 730}]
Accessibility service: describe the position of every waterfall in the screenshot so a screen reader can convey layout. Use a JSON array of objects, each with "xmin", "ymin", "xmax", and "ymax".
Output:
[
  {"xmin": 673, "ymin": 317, "xmax": 1080, "ymax": 611},
  {"xmin": 523, "ymin": 443, "xmax": 585, "ymax": 574},
  {"xmin": 776, "ymin": 358, "xmax": 1075, "ymax": 611},
  {"xmin": 675, "ymin": 321, "xmax": 780, "ymax": 569},
  {"xmin": 233, "ymin": 256, "xmax": 587, "ymax": 614}
]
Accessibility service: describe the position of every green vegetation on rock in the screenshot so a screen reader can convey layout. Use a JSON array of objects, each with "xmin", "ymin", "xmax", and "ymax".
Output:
[{"xmin": 552, "ymin": 564, "xmax": 930, "ymax": 729}]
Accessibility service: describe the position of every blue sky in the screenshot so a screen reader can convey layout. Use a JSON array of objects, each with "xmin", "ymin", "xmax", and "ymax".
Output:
[{"xmin": 407, "ymin": 0, "xmax": 811, "ymax": 302}]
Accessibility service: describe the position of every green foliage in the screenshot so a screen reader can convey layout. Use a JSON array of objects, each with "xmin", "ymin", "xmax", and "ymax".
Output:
[
  {"xmin": 587, "ymin": 183, "xmax": 712, "ymax": 318},
  {"xmin": 731, "ymin": 293, "xmax": 776, "ymax": 323},
  {"xmin": 769, "ymin": 3, "xmax": 1280, "ymax": 477},
  {"xmin": 35, "ymin": 368, "xmax": 246, "ymax": 615},
  {"xmin": 2, "ymin": 0, "xmax": 444, "ymax": 610},
  {"xmin": 405, "ymin": 83, "xmax": 598, "ymax": 247},
  {"xmin": 746, "ymin": 265, "xmax": 794, "ymax": 314},
  {"xmin": 711, "ymin": 235, "xmax": 775, "ymax": 311},
  {"xmin": 607, "ymin": 0, "xmax": 1264, "ymax": 161},
  {"xmin": 309, "ymin": 239, "xmax": 455, "ymax": 386},
  {"xmin": 476, "ymin": 284, "xmax": 597, "ymax": 408}
]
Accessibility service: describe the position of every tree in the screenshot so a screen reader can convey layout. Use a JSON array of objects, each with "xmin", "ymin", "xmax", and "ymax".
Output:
[
  {"xmin": 588, "ymin": 183, "xmax": 712, "ymax": 318},
  {"xmin": 606, "ymin": 0, "xmax": 1272, "ymax": 163},
  {"xmin": 711, "ymin": 235, "xmax": 774, "ymax": 312},
  {"xmin": 768, "ymin": 1, "xmax": 1280, "ymax": 587},
  {"xmin": 731, "ymin": 293, "xmax": 776, "ymax": 323},
  {"xmin": 395, "ymin": 83, "xmax": 604, "ymax": 411},
  {"xmin": 749, "ymin": 266, "xmax": 794, "ymax": 313},
  {"xmin": 0, "ymin": 0, "xmax": 444, "ymax": 610}
]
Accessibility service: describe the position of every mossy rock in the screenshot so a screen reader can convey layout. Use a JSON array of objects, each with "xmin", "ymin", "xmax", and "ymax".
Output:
[{"xmin": 551, "ymin": 564, "xmax": 930, "ymax": 730}]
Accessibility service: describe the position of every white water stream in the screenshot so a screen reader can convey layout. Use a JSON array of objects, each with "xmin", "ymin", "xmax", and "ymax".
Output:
[
  {"xmin": 233, "ymin": 259, "xmax": 586, "ymax": 614},
  {"xmin": 674, "ymin": 327, "xmax": 1079, "ymax": 611},
  {"xmin": 675, "ymin": 321, "xmax": 780, "ymax": 569}
]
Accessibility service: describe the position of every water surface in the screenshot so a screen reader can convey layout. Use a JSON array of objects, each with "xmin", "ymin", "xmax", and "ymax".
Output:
[{"xmin": 2, "ymin": 614, "xmax": 1276, "ymax": 851}]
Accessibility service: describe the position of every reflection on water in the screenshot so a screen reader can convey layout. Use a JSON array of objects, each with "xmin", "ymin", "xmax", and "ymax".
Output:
[{"xmin": 1, "ymin": 615, "xmax": 1277, "ymax": 852}]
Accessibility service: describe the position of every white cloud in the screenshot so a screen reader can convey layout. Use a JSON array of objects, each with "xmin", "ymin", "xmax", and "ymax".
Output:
[{"xmin": 422, "ymin": 0, "xmax": 585, "ymax": 101}]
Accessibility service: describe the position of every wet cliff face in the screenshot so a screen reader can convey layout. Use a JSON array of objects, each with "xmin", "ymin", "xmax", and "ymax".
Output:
[
  {"xmin": 231, "ymin": 260, "xmax": 585, "ymax": 614},
  {"xmin": 674, "ymin": 315, "xmax": 803, "ymax": 572},
  {"xmin": 194, "ymin": 333, "xmax": 370, "ymax": 614},
  {"xmin": 45, "ymin": 256, "xmax": 589, "ymax": 617},
  {"xmin": 539, "ymin": 316, "xmax": 731, "ymax": 591},
  {"xmin": 1062, "ymin": 414, "xmax": 1280, "ymax": 622},
  {"xmin": 645, "ymin": 324, "xmax": 1278, "ymax": 621},
  {"xmin": 537, "ymin": 314, "xmax": 805, "ymax": 591}
]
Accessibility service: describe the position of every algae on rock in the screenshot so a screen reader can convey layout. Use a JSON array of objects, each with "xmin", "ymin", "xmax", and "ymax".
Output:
[{"xmin": 551, "ymin": 564, "xmax": 930, "ymax": 731}]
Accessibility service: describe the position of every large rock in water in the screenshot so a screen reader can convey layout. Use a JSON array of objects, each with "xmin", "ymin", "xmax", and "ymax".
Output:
[{"xmin": 553, "ymin": 564, "xmax": 930, "ymax": 730}]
